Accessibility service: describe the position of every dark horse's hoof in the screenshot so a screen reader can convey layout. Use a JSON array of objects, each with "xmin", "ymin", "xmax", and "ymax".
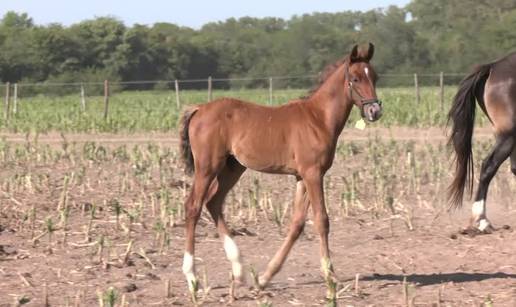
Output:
[{"xmin": 459, "ymin": 225, "xmax": 494, "ymax": 237}]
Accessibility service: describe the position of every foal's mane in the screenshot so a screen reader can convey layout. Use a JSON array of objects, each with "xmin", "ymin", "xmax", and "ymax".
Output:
[{"xmin": 304, "ymin": 55, "xmax": 350, "ymax": 99}]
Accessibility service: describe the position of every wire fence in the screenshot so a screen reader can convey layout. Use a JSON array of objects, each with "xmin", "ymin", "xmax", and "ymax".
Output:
[{"xmin": 0, "ymin": 73, "xmax": 467, "ymax": 130}]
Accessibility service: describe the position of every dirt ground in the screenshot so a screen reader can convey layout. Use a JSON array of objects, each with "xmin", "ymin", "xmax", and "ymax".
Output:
[{"xmin": 1, "ymin": 127, "xmax": 516, "ymax": 307}]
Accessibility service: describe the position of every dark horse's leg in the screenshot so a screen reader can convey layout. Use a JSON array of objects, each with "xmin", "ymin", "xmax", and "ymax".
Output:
[
  {"xmin": 510, "ymin": 144, "xmax": 516, "ymax": 176},
  {"xmin": 259, "ymin": 178, "xmax": 309, "ymax": 288},
  {"xmin": 205, "ymin": 157, "xmax": 246, "ymax": 283},
  {"xmin": 470, "ymin": 133, "xmax": 515, "ymax": 231}
]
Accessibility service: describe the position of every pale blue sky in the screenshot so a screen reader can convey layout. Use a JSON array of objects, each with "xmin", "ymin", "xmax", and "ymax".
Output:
[{"xmin": 1, "ymin": 0, "xmax": 411, "ymax": 28}]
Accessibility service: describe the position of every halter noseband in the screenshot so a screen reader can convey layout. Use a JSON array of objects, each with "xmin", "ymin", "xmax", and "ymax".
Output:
[{"xmin": 345, "ymin": 63, "xmax": 382, "ymax": 118}]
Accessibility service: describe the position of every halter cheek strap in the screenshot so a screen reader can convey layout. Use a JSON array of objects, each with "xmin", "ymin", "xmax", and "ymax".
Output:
[{"xmin": 344, "ymin": 64, "xmax": 382, "ymax": 117}]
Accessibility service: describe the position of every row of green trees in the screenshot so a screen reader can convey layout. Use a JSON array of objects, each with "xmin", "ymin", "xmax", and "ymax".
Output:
[{"xmin": 0, "ymin": 0, "xmax": 515, "ymax": 89}]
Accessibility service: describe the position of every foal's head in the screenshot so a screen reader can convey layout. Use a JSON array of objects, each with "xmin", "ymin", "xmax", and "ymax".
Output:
[{"xmin": 345, "ymin": 43, "xmax": 382, "ymax": 122}]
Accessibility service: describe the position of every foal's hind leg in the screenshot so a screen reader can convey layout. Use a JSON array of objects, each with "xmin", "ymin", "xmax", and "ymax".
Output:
[
  {"xmin": 183, "ymin": 159, "xmax": 224, "ymax": 292},
  {"xmin": 259, "ymin": 178, "xmax": 309, "ymax": 288},
  {"xmin": 206, "ymin": 159, "xmax": 246, "ymax": 283},
  {"xmin": 470, "ymin": 133, "xmax": 515, "ymax": 232}
]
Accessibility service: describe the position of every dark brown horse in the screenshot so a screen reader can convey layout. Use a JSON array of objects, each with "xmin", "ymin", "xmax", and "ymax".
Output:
[
  {"xmin": 179, "ymin": 43, "xmax": 382, "ymax": 293},
  {"xmin": 449, "ymin": 51, "xmax": 516, "ymax": 232}
]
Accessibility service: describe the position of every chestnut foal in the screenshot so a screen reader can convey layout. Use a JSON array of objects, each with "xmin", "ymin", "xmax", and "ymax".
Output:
[{"xmin": 179, "ymin": 43, "xmax": 382, "ymax": 293}]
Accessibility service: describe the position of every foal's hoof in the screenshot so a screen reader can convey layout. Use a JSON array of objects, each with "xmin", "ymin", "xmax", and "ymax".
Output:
[
  {"xmin": 257, "ymin": 276, "xmax": 269, "ymax": 290},
  {"xmin": 233, "ymin": 275, "xmax": 246, "ymax": 287}
]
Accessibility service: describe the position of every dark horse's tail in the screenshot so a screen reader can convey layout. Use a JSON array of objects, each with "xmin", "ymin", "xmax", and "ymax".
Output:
[
  {"xmin": 448, "ymin": 64, "xmax": 491, "ymax": 209},
  {"xmin": 179, "ymin": 107, "xmax": 198, "ymax": 175}
]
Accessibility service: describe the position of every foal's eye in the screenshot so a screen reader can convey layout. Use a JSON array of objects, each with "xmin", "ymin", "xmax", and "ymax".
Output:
[{"xmin": 352, "ymin": 77, "xmax": 359, "ymax": 83}]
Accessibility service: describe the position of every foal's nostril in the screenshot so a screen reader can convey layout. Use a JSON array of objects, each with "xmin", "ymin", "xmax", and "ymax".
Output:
[
  {"xmin": 367, "ymin": 108, "xmax": 374, "ymax": 121},
  {"xmin": 368, "ymin": 105, "xmax": 382, "ymax": 121},
  {"xmin": 362, "ymin": 102, "xmax": 382, "ymax": 122},
  {"xmin": 376, "ymin": 109, "xmax": 383, "ymax": 120}
]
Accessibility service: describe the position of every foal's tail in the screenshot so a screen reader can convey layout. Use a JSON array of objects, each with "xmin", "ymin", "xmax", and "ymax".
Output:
[
  {"xmin": 447, "ymin": 64, "xmax": 491, "ymax": 209},
  {"xmin": 179, "ymin": 107, "xmax": 199, "ymax": 175}
]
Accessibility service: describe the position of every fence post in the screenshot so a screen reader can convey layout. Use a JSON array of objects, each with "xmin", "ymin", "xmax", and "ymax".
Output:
[
  {"xmin": 439, "ymin": 72, "xmax": 444, "ymax": 110},
  {"xmin": 4, "ymin": 82, "xmax": 10, "ymax": 122},
  {"xmin": 80, "ymin": 83, "xmax": 86, "ymax": 112},
  {"xmin": 103, "ymin": 80, "xmax": 109, "ymax": 120},
  {"xmin": 207, "ymin": 76, "xmax": 212, "ymax": 101},
  {"xmin": 13, "ymin": 83, "xmax": 17, "ymax": 115},
  {"xmin": 414, "ymin": 73, "xmax": 420, "ymax": 104},
  {"xmin": 175, "ymin": 80, "xmax": 180, "ymax": 109},
  {"xmin": 268, "ymin": 77, "xmax": 273, "ymax": 105}
]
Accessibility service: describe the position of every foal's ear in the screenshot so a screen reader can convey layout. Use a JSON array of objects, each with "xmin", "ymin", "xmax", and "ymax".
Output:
[
  {"xmin": 350, "ymin": 44, "xmax": 360, "ymax": 63},
  {"xmin": 350, "ymin": 43, "xmax": 374, "ymax": 63},
  {"xmin": 364, "ymin": 42, "xmax": 375, "ymax": 62}
]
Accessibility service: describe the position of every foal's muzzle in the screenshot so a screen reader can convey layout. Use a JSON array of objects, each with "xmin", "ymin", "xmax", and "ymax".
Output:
[{"xmin": 361, "ymin": 100, "xmax": 382, "ymax": 122}]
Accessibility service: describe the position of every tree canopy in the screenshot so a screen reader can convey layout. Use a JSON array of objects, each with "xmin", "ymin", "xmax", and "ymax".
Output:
[{"xmin": 0, "ymin": 0, "xmax": 515, "ymax": 87}]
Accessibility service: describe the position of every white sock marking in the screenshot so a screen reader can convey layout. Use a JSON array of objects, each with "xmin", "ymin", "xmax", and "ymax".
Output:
[
  {"xmin": 182, "ymin": 252, "xmax": 197, "ymax": 290},
  {"xmin": 223, "ymin": 235, "xmax": 242, "ymax": 279},
  {"xmin": 472, "ymin": 199, "xmax": 485, "ymax": 218},
  {"xmin": 478, "ymin": 219, "xmax": 490, "ymax": 231},
  {"xmin": 472, "ymin": 199, "xmax": 491, "ymax": 230}
]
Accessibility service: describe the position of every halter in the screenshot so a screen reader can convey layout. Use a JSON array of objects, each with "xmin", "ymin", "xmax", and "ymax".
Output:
[{"xmin": 344, "ymin": 63, "xmax": 382, "ymax": 118}]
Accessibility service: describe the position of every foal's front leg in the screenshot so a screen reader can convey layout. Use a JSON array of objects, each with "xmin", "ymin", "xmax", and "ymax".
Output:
[
  {"xmin": 259, "ymin": 179, "xmax": 309, "ymax": 288},
  {"xmin": 303, "ymin": 170, "xmax": 335, "ymax": 283}
]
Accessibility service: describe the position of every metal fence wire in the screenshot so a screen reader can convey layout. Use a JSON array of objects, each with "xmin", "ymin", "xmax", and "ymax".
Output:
[{"xmin": 1, "ymin": 73, "xmax": 466, "ymax": 124}]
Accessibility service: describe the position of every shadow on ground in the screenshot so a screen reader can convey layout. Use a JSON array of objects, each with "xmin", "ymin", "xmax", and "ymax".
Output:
[{"xmin": 362, "ymin": 272, "xmax": 516, "ymax": 286}]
